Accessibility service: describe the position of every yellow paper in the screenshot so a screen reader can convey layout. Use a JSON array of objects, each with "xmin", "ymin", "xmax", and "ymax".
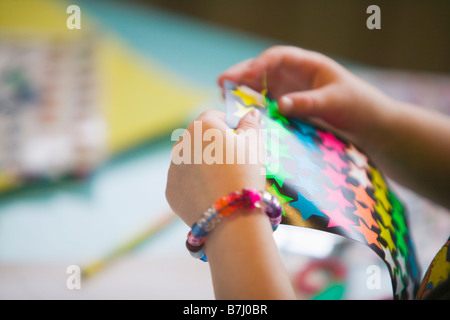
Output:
[
  {"xmin": 0, "ymin": 0, "xmax": 209, "ymax": 193},
  {"xmin": 0, "ymin": 172, "xmax": 19, "ymax": 193},
  {"xmin": 97, "ymin": 38, "xmax": 206, "ymax": 153}
]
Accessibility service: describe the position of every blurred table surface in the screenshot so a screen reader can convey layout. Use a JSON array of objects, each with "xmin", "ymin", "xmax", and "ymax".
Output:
[{"xmin": 0, "ymin": 0, "xmax": 449, "ymax": 300}]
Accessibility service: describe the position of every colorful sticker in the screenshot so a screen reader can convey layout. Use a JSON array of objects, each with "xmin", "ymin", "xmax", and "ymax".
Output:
[
  {"xmin": 416, "ymin": 237, "xmax": 450, "ymax": 299},
  {"xmin": 225, "ymin": 80, "xmax": 421, "ymax": 299}
]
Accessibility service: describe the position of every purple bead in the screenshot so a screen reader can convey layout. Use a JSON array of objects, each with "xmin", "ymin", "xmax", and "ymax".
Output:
[
  {"xmin": 271, "ymin": 198, "xmax": 282, "ymax": 216},
  {"xmin": 269, "ymin": 215, "xmax": 282, "ymax": 226},
  {"xmin": 262, "ymin": 193, "xmax": 282, "ymax": 218}
]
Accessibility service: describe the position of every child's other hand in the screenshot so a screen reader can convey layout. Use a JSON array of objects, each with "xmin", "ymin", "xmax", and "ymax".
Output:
[
  {"xmin": 166, "ymin": 109, "xmax": 265, "ymax": 226},
  {"xmin": 219, "ymin": 45, "xmax": 450, "ymax": 209},
  {"xmin": 218, "ymin": 45, "xmax": 392, "ymax": 146}
]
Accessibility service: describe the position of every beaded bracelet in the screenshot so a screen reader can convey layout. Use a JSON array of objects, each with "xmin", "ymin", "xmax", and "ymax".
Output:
[{"xmin": 185, "ymin": 188, "xmax": 282, "ymax": 262}]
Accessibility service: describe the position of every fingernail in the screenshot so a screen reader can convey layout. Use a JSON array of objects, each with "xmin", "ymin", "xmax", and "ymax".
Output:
[
  {"xmin": 250, "ymin": 108, "xmax": 261, "ymax": 123},
  {"xmin": 280, "ymin": 96, "xmax": 293, "ymax": 111}
]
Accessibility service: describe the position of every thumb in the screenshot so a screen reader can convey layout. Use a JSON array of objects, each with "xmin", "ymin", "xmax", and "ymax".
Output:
[
  {"xmin": 235, "ymin": 108, "xmax": 262, "ymax": 133},
  {"xmin": 278, "ymin": 88, "xmax": 330, "ymax": 119}
]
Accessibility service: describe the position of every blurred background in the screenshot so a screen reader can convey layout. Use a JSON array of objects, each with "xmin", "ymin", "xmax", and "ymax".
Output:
[
  {"xmin": 0, "ymin": 0, "xmax": 449, "ymax": 299},
  {"xmin": 145, "ymin": 0, "xmax": 450, "ymax": 73}
]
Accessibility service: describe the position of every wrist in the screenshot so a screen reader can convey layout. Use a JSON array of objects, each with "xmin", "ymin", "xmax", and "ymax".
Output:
[
  {"xmin": 185, "ymin": 188, "xmax": 282, "ymax": 262},
  {"xmin": 204, "ymin": 207, "xmax": 296, "ymax": 299},
  {"xmin": 346, "ymin": 83, "xmax": 396, "ymax": 150},
  {"xmin": 358, "ymin": 94, "xmax": 402, "ymax": 156},
  {"xmin": 203, "ymin": 207, "xmax": 272, "ymax": 259}
]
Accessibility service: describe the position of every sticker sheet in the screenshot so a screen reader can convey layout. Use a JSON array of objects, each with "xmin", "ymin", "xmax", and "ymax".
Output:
[
  {"xmin": 0, "ymin": 33, "xmax": 107, "ymax": 193},
  {"xmin": 225, "ymin": 80, "xmax": 420, "ymax": 299}
]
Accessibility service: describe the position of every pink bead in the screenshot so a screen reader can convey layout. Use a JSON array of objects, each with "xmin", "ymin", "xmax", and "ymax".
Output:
[{"xmin": 242, "ymin": 188, "xmax": 262, "ymax": 209}]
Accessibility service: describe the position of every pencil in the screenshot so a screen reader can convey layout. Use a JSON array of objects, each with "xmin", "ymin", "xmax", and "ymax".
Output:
[{"xmin": 81, "ymin": 212, "xmax": 177, "ymax": 279}]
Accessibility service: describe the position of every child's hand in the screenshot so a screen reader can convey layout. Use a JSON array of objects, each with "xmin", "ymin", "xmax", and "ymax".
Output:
[
  {"xmin": 220, "ymin": 45, "xmax": 450, "ymax": 209},
  {"xmin": 166, "ymin": 109, "xmax": 265, "ymax": 226},
  {"xmin": 165, "ymin": 109, "xmax": 296, "ymax": 300},
  {"xmin": 218, "ymin": 45, "xmax": 392, "ymax": 146}
]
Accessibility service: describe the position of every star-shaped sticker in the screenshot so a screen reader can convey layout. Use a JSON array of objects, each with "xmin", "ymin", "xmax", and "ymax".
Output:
[
  {"xmin": 374, "ymin": 201, "xmax": 393, "ymax": 231},
  {"xmin": 289, "ymin": 191, "xmax": 325, "ymax": 221},
  {"xmin": 397, "ymin": 252, "xmax": 408, "ymax": 277},
  {"xmin": 389, "ymin": 190, "xmax": 405, "ymax": 216},
  {"xmin": 293, "ymin": 173, "xmax": 322, "ymax": 199},
  {"xmin": 391, "ymin": 207, "xmax": 408, "ymax": 255},
  {"xmin": 346, "ymin": 144, "xmax": 369, "ymax": 169},
  {"xmin": 351, "ymin": 184, "xmax": 376, "ymax": 209},
  {"xmin": 324, "ymin": 185, "xmax": 353, "ymax": 211},
  {"xmin": 381, "ymin": 245, "xmax": 397, "ymax": 277},
  {"xmin": 266, "ymin": 160, "xmax": 293, "ymax": 188},
  {"xmin": 267, "ymin": 135, "xmax": 294, "ymax": 160},
  {"xmin": 267, "ymin": 183, "xmax": 293, "ymax": 216},
  {"xmin": 264, "ymin": 116, "xmax": 293, "ymax": 142},
  {"xmin": 353, "ymin": 219, "xmax": 381, "ymax": 249},
  {"xmin": 322, "ymin": 207, "xmax": 355, "ymax": 233},
  {"xmin": 321, "ymin": 164, "xmax": 349, "ymax": 189},
  {"xmin": 232, "ymin": 85, "xmax": 266, "ymax": 108},
  {"xmin": 266, "ymin": 98, "xmax": 289, "ymax": 125},
  {"xmin": 320, "ymin": 145, "xmax": 349, "ymax": 172},
  {"xmin": 294, "ymin": 129, "xmax": 318, "ymax": 151},
  {"xmin": 378, "ymin": 221, "xmax": 396, "ymax": 252},
  {"xmin": 293, "ymin": 152, "xmax": 323, "ymax": 175},
  {"xmin": 374, "ymin": 187, "xmax": 392, "ymax": 212},
  {"xmin": 291, "ymin": 119, "xmax": 318, "ymax": 136},
  {"xmin": 233, "ymin": 101, "xmax": 254, "ymax": 118},
  {"xmin": 394, "ymin": 231, "xmax": 409, "ymax": 259},
  {"xmin": 426, "ymin": 247, "xmax": 450, "ymax": 290},
  {"xmin": 319, "ymin": 131, "xmax": 347, "ymax": 155},
  {"xmin": 353, "ymin": 201, "xmax": 378, "ymax": 229},
  {"xmin": 370, "ymin": 166, "xmax": 388, "ymax": 191},
  {"xmin": 348, "ymin": 162, "xmax": 373, "ymax": 189},
  {"xmin": 393, "ymin": 273, "xmax": 406, "ymax": 299}
]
